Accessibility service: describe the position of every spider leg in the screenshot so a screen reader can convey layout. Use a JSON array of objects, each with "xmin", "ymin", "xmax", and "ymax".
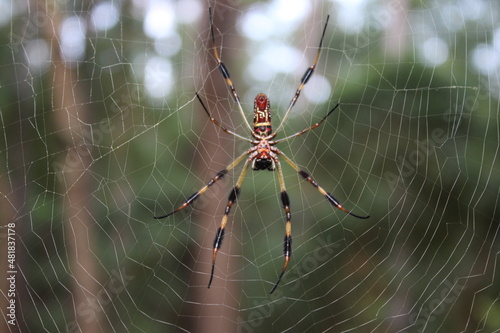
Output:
[
  {"xmin": 274, "ymin": 15, "xmax": 330, "ymax": 135},
  {"xmin": 196, "ymin": 92, "xmax": 254, "ymax": 143},
  {"xmin": 208, "ymin": 8, "xmax": 253, "ymax": 131},
  {"xmin": 276, "ymin": 149, "xmax": 369, "ymax": 219},
  {"xmin": 208, "ymin": 156, "xmax": 252, "ymax": 288},
  {"xmin": 154, "ymin": 150, "xmax": 251, "ymax": 219},
  {"xmin": 270, "ymin": 156, "xmax": 292, "ymax": 294},
  {"xmin": 273, "ymin": 103, "xmax": 339, "ymax": 144}
]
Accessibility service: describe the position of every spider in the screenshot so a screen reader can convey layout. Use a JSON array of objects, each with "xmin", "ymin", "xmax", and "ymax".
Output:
[{"xmin": 155, "ymin": 8, "xmax": 369, "ymax": 294}]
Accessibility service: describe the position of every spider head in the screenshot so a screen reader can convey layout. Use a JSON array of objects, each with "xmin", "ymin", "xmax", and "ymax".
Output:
[
  {"xmin": 252, "ymin": 157, "xmax": 275, "ymax": 171},
  {"xmin": 253, "ymin": 93, "xmax": 272, "ymax": 137}
]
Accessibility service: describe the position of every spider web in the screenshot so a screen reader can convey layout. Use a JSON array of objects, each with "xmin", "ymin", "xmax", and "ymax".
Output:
[{"xmin": 1, "ymin": 0, "xmax": 499, "ymax": 332}]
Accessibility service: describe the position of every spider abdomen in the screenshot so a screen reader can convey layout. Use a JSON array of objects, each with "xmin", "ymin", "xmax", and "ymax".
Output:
[{"xmin": 253, "ymin": 93, "xmax": 272, "ymax": 137}]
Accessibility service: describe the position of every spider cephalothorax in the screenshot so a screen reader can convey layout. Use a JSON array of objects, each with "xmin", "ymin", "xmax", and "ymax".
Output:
[{"xmin": 155, "ymin": 8, "xmax": 369, "ymax": 294}]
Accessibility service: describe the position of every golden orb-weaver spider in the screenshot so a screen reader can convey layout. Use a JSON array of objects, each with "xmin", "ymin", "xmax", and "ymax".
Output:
[{"xmin": 155, "ymin": 8, "xmax": 369, "ymax": 294}]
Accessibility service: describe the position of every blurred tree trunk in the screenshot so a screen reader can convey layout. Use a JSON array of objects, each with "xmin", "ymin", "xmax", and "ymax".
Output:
[
  {"xmin": 180, "ymin": 4, "xmax": 241, "ymax": 332},
  {"xmin": 384, "ymin": 0, "xmax": 409, "ymax": 60},
  {"xmin": 44, "ymin": 1, "xmax": 102, "ymax": 332}
]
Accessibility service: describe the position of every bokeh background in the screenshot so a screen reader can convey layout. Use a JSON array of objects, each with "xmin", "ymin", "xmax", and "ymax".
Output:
[{"xmin": 1, "ymin": 0, "xmax": 499, "ymax": 332}]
